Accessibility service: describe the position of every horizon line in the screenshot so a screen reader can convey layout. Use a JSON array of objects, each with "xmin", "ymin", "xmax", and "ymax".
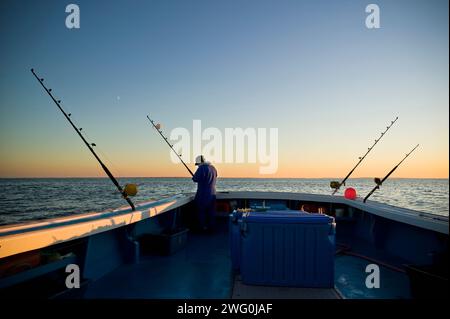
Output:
[{"xmin": 0, "ymin": 176, "xmax": 448, "ymax": 180}]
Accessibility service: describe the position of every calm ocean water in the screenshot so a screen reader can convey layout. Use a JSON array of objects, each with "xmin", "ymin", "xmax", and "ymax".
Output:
[{"xmin": 0, "ymin": 178, "xmax": 448, "ymax": 225}]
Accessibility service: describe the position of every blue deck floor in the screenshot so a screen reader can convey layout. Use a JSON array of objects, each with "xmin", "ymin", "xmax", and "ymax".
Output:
[
  {"xmin": 335, "ymin": 255, "xmax": 411, "ymax": 299},
  {"xmin": 83, "ymin": 225, "xmax": 233, "ymax": 299},
  {"xmin": 334, "ymin": 236, "xmax": 412, "ymax": 299},
  {"xmin": 82, "ymin": 220, "xmax": 412, "ymax": 299}
]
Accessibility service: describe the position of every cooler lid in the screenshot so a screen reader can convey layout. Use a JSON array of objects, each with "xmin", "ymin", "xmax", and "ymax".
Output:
[{"xmin": 243, "ymin": 210, "xmax": 334, "ymax": 224}]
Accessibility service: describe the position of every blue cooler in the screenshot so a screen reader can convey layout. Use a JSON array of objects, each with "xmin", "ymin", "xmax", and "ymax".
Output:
[
  {"xmin": 229, "ymin": 210, "xmax": 305, "ymax": 272},
  {"xmin": 229, "ymin": 210, "xmax": 243, "ymax": 271},
  {"xmin": 240, "ymin": 212, "xmax": 335, "ymax": 288}
]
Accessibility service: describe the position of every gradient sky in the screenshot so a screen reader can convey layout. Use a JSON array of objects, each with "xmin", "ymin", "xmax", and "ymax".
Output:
[{"xmin": 0, "ymin": 0, "xmax": 448, "ymax": 178}]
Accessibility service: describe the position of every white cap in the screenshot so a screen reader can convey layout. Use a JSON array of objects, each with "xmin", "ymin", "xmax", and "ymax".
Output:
[{"xmin": 195, "ymin": 155, "xmax": 205, "ymax": 165}]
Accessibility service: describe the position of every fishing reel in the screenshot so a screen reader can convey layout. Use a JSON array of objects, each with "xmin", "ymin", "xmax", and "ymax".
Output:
[
  {"xmin": 374, "ymin": 178, "xmax": 382, "ymax": 186},
  {"xmin": 330, "ymin": 181, "xmax": 340, "ymax": 189},
  {"xmin": 123, "ymin": 184, "xmax": 138, "ymax": 197}
]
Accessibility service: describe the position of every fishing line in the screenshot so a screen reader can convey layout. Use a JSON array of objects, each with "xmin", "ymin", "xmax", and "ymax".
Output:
[
  {"xmin": 363, "ymin": 144, "xmax": 419, "ymax": 203},
  {"xmin": 331, "ymin": 117, "xmax": 399, "ymax": 195},
  {"xmin": 82, "ymin": 129, "xmax": 122, "ymax": 177},
  {"xmin": 146, "ymin": 115, "xmax": 194, "ymax": 177},
  {"xmin": 51, "ymin": 102, "xmax": 123, "ymax": 184},
  {"xmin": 31, "ymin": 68, "xmax": 137, "ymax": 211}
]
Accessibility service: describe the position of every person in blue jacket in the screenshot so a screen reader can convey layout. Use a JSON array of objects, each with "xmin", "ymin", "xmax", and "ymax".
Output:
[{"xmin": 192, "ymin": 155, "xmax": 217, "ymax": 231}]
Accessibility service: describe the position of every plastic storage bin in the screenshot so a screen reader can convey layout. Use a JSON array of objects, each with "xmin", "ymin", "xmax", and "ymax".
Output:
[
  {"xmin": 140, "ymin": 228, "xmax": 189, "ymax": 256},
  {"xmin": 229, "ymin": 210, "xmax": 244, "ymax": 271},
  {"xmin": 229, "ymin": 210, "xmax": 305, "ymax": 271},
  {"xmin": 240, "ymin": 212, "xmax": 335, "ymax": 287}
]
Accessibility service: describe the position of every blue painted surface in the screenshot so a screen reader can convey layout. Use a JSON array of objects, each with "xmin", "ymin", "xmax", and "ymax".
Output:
[
  {"xmin": 82, "ymin": 212, "xmax": 414, "ymax": 298},
  {"xmin": 1, "ymin": 195, "xmax": 447, "ymax": 299},
  {"xmin": 248, "ymin": 199, "xmax": 288, "ymax": 210},
  {"xmin": 230, "ymin": 210, "xmax": 324, "ymax": 272},
  {"xmin": 382, "ymin": 220, "xmax": 446, "ymax": 265},
  {"xmin": 83, "ymin": 230, "xmax": 125, "ymax": 281},
  {"xmin": 0, "ymin": 255, "xmax": 77, "ymax": 289},
  {"xmin": 340, "ymin": 209, "xmax": 447, "ymax": 266},
  {"xmin": 83, "ymin": 221, "xmax": 233, "ymax": 299},
  {"xmin": 335, "ymin": 255, "xmax": 411, "ymax": 299},
  {"xmin": 229, "ymin": 212, "xmax": 241, "ymax": 271},
  {"xmin": 240, "ymin": 212, "xmax": 335, "ymax": 287}
]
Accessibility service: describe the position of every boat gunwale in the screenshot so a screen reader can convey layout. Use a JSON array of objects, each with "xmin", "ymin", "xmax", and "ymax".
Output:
[
  {"xmin": 0, "ymin": 194, "xmax": 193, "ymax": 258},
  {"xmin": 0, "ymin": 191, "xmax": 447, "ymax": 259},
  {"xmin": 215, "ymin": 191, "xmax": 449, "ymax": 234},
  {"xmin": 1, "ymin": 191, "xmax": 447, "ymax": 237}
]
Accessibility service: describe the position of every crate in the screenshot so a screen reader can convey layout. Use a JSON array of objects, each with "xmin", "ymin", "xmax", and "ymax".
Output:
[
  {"xmin": 229, "ymin": 211, "xmax": 243, "ymax": 271},
  {"xmin": 229, "ymin": 210, "xmax": 307, "ymax": 272},
  {"xmin": 140, "ymin": 228, "xmax": 189, "ymax": 256},
  {"xmin": 240, "ymin": 212, "xmax": 335, "ymax": 288}
]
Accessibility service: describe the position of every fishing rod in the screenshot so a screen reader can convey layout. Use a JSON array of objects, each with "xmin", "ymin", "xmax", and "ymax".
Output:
[
  {"xmin": 363, "ymin": 144, "xmax": 419, "ymax": 203},
  {"xmin": 146, "ymin": 115, "xmax": 194, "ymax": 177},
  {"xmin": 31, "ymin": 68, "xmax": 136, "ymax": 211},
  {"xmin": 331, "ymin": 116, "xmax": 399, "ymax": 195}
]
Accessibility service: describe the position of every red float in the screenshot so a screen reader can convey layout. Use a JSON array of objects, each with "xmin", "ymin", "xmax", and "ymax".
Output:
[{"xmin": 344, "ymin": 187, "xmax": 357, "ymax": 200}]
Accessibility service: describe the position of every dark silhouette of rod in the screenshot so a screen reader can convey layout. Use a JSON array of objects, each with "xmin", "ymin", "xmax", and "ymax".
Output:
[
  {"xmin": 363, "ymin": 144, "xmax": 419, "ymax": 203},
  {"xmin": 146, "ymin": 115, "xmax": 194, "ymax": 177},
  {"xmin": 332, "ymin": 116, "xmax": 399, "ymax": 195},
  {"xmin": 31, "ymin": 68, "xmax": 135, "ymax": 211}
]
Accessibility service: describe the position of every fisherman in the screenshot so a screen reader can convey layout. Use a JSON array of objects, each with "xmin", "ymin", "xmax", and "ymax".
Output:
[{"xmin": 192, "ymin": 155, "xmax": 217, "ymax": 231}]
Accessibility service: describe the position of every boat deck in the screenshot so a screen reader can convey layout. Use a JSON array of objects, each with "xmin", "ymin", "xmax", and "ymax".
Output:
[
  {"xmin": 232, "ymin": 277, "xmax": 340, "ymax": 299},
  {"xmin": 82, "ymin": 218, "xmax": 410, "ymax": 299},
  {"xmin": 83, "ymin": 220, "xmax": 339, "ymax": 299},
  {"xmin": 84, "ymin": 221, "xmax": 233, "ymax": 298}
]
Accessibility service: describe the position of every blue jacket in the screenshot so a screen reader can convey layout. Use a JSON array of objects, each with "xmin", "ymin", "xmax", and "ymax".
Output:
[{"xmin": 192, "ymin": 163, "xmax": 217, "ymax": 204}]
